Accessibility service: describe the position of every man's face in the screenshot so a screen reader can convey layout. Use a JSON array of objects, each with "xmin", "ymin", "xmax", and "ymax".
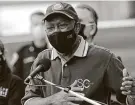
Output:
[
  {"xmin": 45, "ymin": 14, "xmax": 78, "ymax": 54},
  {"xmin": 75, "ymin": 8, "xmax": 96, "ymax": 42},
  {"xmin": 31, "ymin": 15, "xmax": 47, "ymax": 47}
]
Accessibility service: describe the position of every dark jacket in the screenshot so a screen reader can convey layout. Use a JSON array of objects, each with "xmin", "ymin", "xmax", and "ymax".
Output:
[
  {"xmin": 0, "ymin": 62, "xmax": 25, "ymax": 105},
  {"xmin": 12, "ymin": 42, "xmax": 47, "ymax": 80}
]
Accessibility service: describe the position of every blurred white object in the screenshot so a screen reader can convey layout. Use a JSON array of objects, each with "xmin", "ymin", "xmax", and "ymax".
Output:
[{"xmin": 98, "ymin": 19, "xmax": 135, "ymax": 29}]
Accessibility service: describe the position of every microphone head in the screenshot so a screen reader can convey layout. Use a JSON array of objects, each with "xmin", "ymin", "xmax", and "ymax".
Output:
[
  {"xmin": 24, "ymin": 58, "xmax": 51, "ymax": 83},
  {"xmin": 36, "ymin": 58, "xmax": 51, "ymax": 72}
]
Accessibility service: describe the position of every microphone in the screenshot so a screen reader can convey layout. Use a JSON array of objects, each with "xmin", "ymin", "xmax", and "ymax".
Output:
[
  {"xmin": 24, "ymin": 58, "xmax": 51, "ymax": 83},
  {"xmin": 24, "ymin": 58, "xmax": 102, "ymax": 105}
]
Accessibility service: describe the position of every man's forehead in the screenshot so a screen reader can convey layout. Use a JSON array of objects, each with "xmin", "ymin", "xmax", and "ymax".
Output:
[{"xmin": 75, "ymin": 8, "xmax": 94, "ymax": 23}]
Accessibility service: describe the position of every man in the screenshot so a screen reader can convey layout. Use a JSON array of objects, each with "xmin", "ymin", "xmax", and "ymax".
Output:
[
  {"xmin": 0, "ymin": 40, "xmax": 24, "ymax": 105},
  {"xmin": 75, "ymin": 4, "xmax": 98, "ymax": 45},
  {"xmin": 22, "ymin": 2, "xmax": 135, "ymax": 105},
  {"xmin": 10, "ymin": 11, "xmax": 49, "ymax": 80}
]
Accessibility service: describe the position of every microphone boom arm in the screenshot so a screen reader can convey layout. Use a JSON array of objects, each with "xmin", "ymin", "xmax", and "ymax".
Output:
[{"xmin": 36, "ymin": 74, "xmax": 101, "ymax": 105}]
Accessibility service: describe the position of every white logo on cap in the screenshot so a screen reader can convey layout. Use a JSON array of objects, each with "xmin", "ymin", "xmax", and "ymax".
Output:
[{"xmin": 53, "ymin": 3, "xmax": 64, "ymax": 10}]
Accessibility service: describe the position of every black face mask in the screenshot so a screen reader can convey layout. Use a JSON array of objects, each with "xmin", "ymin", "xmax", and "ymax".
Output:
[
  {"xmin": 78, "ymin": 24, "xmax": 87, "ymax": 40},
  {"xmin": 48, "ymin": 29, "xmax": 77, "ymax": 54}
]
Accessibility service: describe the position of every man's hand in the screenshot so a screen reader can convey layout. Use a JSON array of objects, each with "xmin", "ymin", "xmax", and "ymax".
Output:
[
  {"xmin": 121, "ymin": 68, "xmax": 135, "ymax": 96},
  {"xmin": 51, "ymin": 80, "xmax": 85, "ymax": 105}
]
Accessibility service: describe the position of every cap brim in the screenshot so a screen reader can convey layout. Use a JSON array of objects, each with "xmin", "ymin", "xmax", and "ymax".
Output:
[{"xmin": 43, "ymin": 11, "xmax": 74, "ymax": 20}]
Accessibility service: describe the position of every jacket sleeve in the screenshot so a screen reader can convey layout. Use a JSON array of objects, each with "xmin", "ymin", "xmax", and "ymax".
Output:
[
  {"xmin": 8, "ymin": 75, "xmax": 25, "ymax": 105},
  {"xmin": 104, "ymin": 53, "xmax": 127, "ymax": 104}
]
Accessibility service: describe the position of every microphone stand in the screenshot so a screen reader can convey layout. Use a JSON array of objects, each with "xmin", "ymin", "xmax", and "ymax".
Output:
[{"xmin": 36, "ymin": 74, "xmax": 102, "ymax": 105}]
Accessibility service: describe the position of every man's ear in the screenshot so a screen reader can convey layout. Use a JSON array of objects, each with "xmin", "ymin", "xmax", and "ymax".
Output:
[
  {"xmin": 74, "ymin": 22, "xmax": 81, "ymax": 35},
  {"xmin": 89, "ymin": 24, "xmax": 97, "ymax": 36}
]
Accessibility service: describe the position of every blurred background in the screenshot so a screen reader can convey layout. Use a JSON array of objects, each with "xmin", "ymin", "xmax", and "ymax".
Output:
[{"xmin": 0, "ymin": 1, "xmax": 135, "ymax": 76}]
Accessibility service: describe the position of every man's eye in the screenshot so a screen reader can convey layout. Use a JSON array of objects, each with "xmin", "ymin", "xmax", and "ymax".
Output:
[
  {"xmin": 59, "ymin": 24, "xmax": 68, "ymax": 29},
  {"xmin": 47, "ymin": 27, "xmax": 54, "ymax": 31}
]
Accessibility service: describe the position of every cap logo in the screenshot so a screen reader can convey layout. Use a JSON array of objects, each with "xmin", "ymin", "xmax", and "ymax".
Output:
[{"xmin": 52, "ymin": 3, "xmax": 64, "ymax": 11}]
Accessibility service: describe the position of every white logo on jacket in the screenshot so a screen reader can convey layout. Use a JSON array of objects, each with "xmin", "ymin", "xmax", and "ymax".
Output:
[
  {"xmin": 77, "ymin": 79, "xmax": 93, "ymax": 89},
  {"xmin": 0, "ymin": 87, "xmax": 8, "ymax": 97}
]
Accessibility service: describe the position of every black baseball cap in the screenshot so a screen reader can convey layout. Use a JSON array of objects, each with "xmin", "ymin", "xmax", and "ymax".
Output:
[{"xmin": 43, "ymin": 2, "xmax": 79, "ymax": 21}]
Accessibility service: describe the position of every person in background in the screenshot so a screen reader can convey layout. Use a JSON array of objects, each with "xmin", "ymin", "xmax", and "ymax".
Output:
[
  {"xmin": 0, "ymin": 40, "xmax": 24, "ymax": 105},
  {"xmin": 10, "ymin": 11, "xmax": 50, "ymax": 80},
  {"xmin": 75, "ymin": 4, "xmax": 98, "ymax": 45},
  {"xmin": 21, "ymin": 2, "xmax": 135, "ymax": 105},
  {"xmin": 75, "ymin": 4, "xmax": 123, "ymax": 62},
  {"xmin": 75, "ymin": 4, "xmax": 124, "ymax": 105}
]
